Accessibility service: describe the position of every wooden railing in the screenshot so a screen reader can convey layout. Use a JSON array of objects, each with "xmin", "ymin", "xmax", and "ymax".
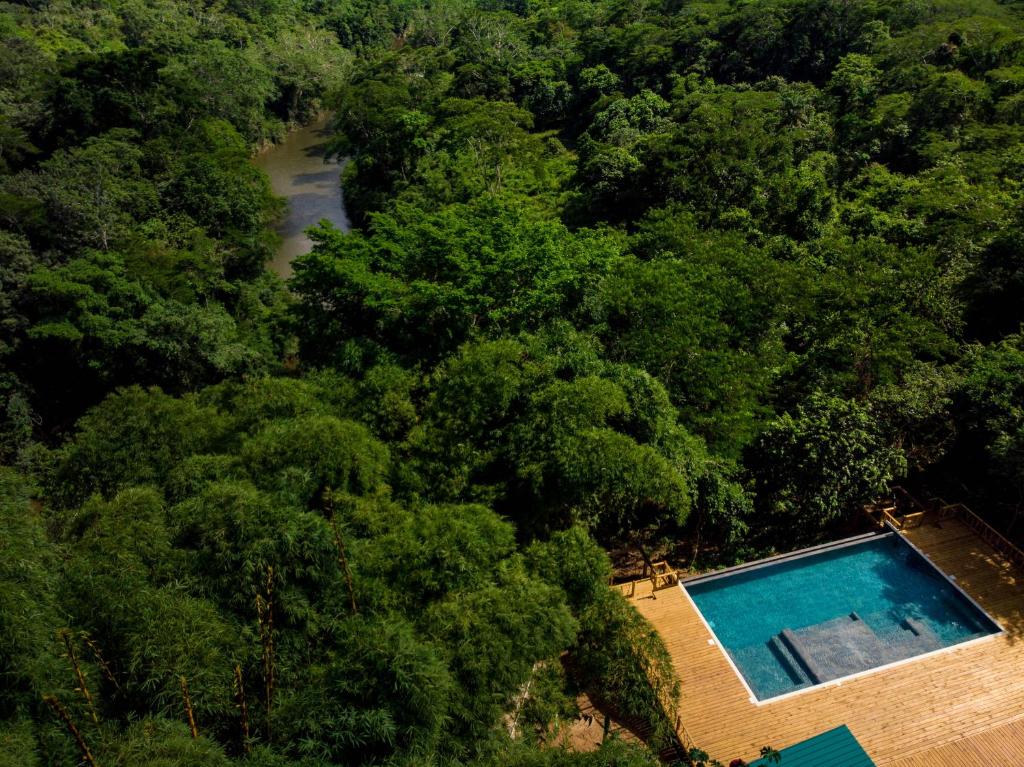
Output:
[
  {"xmin": 673, "ymin": 712, "xmax": 697, "ymax": 753},
  {"xmin": 866, "ymin": 503, "xmax": 898, "ymax": 528},
  {"xmin": 865, "ymin": 486, "xmax": 930, "ymax": 530},
  {"xmin": 612, "ymin": 560, "xmax": 680, "ymax": 599},
  {"xmin": 649, "ymin": 561, "xmax": 679, "ymax": 590},
  {"xmin": 866, "ymin": 503, "xmax": 927, "ymax": 531},
  {"xmin": 934, "ymin": 499, "xmax": 1024, "ymax": 569},
  {"xmin": 867, "ymin": 487, "xmax": 1024, "ymax": 569}
]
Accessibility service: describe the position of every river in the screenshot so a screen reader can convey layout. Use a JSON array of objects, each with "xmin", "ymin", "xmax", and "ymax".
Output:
[{"xmin": 254, "ymin": 114, "xmax": 350, "ymax": 278}]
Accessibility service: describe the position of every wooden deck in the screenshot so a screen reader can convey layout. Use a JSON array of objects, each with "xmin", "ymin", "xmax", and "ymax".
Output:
[
  {"xmin": 627, "ymin": 517, "xmax": 1024, "ymax": 765},
  {"xmin": 887, "ymin": 718, "xmax": 1024, "ymax": 767}
]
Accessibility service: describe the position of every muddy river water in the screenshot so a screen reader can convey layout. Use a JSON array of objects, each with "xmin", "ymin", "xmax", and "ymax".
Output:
[{"xmin": 254, "ymin": 114, "xmax": 350, "ymax": 277}]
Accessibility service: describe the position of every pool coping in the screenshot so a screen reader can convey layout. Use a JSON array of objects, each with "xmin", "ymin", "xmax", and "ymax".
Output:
[
  {"xmin": 679, "ymin": 524, "xmax": 1005, "ymax": 707},
  {"xmin": 680, "ymin": 529, "xmax": 888, "ymax": 586}
]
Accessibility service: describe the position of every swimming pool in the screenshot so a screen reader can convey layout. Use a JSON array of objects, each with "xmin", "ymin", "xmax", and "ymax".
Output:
[{"xmin": 683, "ymin": 531, "xmax": 1001, "ymax": 702}]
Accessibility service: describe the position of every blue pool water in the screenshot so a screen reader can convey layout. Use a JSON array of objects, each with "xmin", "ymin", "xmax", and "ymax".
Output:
[{"xmin": 685, "ymin": 534, "xmax": 1000, "ymax": 701}]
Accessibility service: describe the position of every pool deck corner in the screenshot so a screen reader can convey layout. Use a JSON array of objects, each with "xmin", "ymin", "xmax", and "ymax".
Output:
[{"xmin": 625, "ymin": 517, "xmax": 1024, "ymax": 766}]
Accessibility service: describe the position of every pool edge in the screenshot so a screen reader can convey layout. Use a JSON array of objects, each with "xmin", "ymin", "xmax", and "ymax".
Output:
[
  {"xmin": 745, "ymin": 630, "xmax": 1003, "ymax": 707},
  {"xmin": 892, "ymin": 521, "xmax": 1004, "ymax": 637},
  {"xmin": 681, "ymin": 529, "xmax": 891, "ymax": 587},
  {"xmin": 678, "ymin": 524, "xmax": 1006, "ymax": 707},
  {"xmin": 678, "ymin": 578, "xmax": 763, "ymax": 704}
]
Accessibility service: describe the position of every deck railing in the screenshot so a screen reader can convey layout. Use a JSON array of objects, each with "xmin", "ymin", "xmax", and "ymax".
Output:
[
  {"xmin": 865, "ymin": 486, "xmax": 931, "ymax": 530},
  {"xmin": 933, "ymin": 499, "xmax": 1024, "ymax": 569},
  {"xmin": 867, "ymin": 487, "xmax": 1024, "ymax": 569},
  {"xmin": 866, "ymin": 502, "xmax": 927, "ymax": 531},
  {"xmin": 648, "ymin": 560, "xmax": 679, "ymax": 590},
  {"xmin": 611, "ymin": 560, "xmax": 680, "ymax": 599},
  {"xmin": 673, "ymin": 713, "xmax": 697, "ymax": 753},
  {"xmin": 606, "ymin": 561, "xmax": 693, "ymax": 759}
]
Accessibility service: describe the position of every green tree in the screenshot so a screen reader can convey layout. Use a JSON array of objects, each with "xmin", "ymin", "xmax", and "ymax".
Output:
[
  {"xmin": 572, "ymin": 589, "xmax": 679, "ymax": 751},
  {"xmin": 953, "ymin": 335, "xmax": 1024, "ymax": 508},
  {"xmin": 291, "ymin": 197, "xmax": 620, "ymax": 367},
  {"xmin": 48, "ymin": 386, "xmax": 228, "ymax": 507},
  {"xmin": 588, "ymin": 218, "xmax": 788, "ymax": 453},
  {"xmin": 413, "ymin": 330, "xmax": 705, "ymax": 542},
  {"xmin": 4, "ymin": 131, "xmax": 157, "ymax": 251},
  {"xmin": 274, "ymin": 615, "xmax": 454, "ymax": 764},
  {"xmin": 747, "ymin": 393, "xmax": 906, "ymax": 535},
  {"xmin": 0, "ymin": 470, "xmax": 64, "ymax": 714},
  {"xmin": 241, "ymin": 415, "xmax": 390, "ymax": 505},
  {"xmin": 265, "ymin": 27, "xmax": 352, "ymax": 123},
  {"xmin": 162, "ymin": 41, "xmax": 277, "ymax": 143}
]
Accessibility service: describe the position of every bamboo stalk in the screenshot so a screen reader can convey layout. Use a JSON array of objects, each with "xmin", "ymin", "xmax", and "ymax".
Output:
[
  {"xmin": 256, "ymin": 566, "xmax": 275, "ymax": 740},
  {"xmin": 233, "ymin": 664, "xmax": 251, "ymax": 753},
  {"xmin": 43, "ymin": 695, "xmax": 97, "ymax": 767},
  {"xmin": 78, "ymin": 633, "xmax": 121, "ymax": 692},
  {"xmin": 60, "ymin": 630, "xmax": 98, "ymax": 725},
  {"xmin": 330, "ymin": 517, "xmax": 358, "ymax": 614},
  {"xmin": 179, "ymin": 676, "xmax": 198, "ymax": 738},
  {"xmin": 324, "ymin": 488, "xmax": 358, "ymax": 614}
]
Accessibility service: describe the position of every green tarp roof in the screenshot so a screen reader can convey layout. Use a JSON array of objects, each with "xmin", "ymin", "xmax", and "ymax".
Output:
[{"xmin": 748, "ymin": 725, "xmax": 876, "ymax": 767}]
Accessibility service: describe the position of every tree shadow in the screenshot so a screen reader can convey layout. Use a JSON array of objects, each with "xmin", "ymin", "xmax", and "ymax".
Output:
[
  {"xmin": 303, "ymin": 138, "xmax": 333, "ymax": 159},
  {"xmin": 290, "ymin": 169, "xmax": 339, "ymax": 190},
  {"xmin": 906, "ymin": 519, "xmax": 1024, "ymax": 645},
  {"xmin": 955, "ymin": 540, "xmax": 1024, "ymax": 645}
]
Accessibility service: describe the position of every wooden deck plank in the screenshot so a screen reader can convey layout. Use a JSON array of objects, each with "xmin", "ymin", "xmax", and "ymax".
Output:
[
  {"xmin": 886, "ymin": 717, "xmax": 1024, "ymax": 766},
  {"xmin": 627, "ymin": 518, "xmax": 1024, "ymax": 765}
]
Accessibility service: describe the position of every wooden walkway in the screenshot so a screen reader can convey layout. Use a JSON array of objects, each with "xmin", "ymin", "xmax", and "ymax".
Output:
[{"xmin": 627, "ymin": 517, "xmax": 1024, "ymax": 765}]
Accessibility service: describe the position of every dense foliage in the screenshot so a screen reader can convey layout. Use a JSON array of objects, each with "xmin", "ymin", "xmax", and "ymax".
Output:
[
  {"xmin": 308, "ymin": 0, "xmax": 1024, "ymax": 544},
  {"xmin": 5, "ymin": 0, "xmax": 1024, "ymax": 764}
]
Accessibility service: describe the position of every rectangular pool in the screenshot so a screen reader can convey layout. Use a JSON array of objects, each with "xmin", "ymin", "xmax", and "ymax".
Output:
[{"xmin": 684, "ymin": 532, "xmax": 1001, "ymax": 702}]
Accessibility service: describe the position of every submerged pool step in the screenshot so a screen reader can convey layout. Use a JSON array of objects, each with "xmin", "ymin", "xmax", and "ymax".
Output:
[
  {"xmin": 778, "ymin": 628, "xmax": 826, "ymax": 683},
  {"xmin": 766, "ymin": 635, "xmax": 813, "ymax": 686},
  {"xmin": 901, "ymin": 615, "xmax": 943, "ymax": 653},
  {"xmin": 903, "ymin": 616, "xmax": 926, "ymax": 636},
  {"xmin": 776, "ymin": 613, "xmax": 897, "ymax": 684}
]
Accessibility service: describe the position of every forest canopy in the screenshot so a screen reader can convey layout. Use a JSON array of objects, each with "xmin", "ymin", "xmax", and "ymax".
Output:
[{"xmin": 4, "ymin": 0, "xmax": 1024, "ymax": 764}]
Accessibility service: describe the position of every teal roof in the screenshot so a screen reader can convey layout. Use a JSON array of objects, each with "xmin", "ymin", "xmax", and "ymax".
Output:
[{"xmin": 748, "ymin": 725, "xmax": 875, "ymax": 767}]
